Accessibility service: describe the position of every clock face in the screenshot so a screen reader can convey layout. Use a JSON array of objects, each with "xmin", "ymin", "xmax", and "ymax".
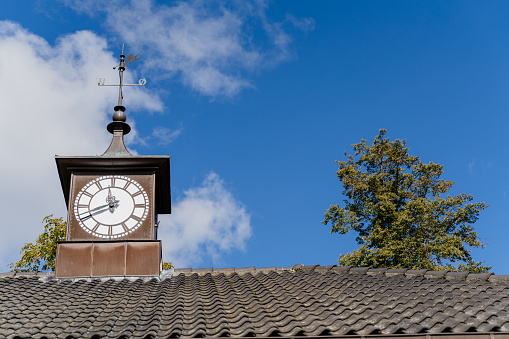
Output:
[{"xmin": 73, "ymin": 175, "xmax": 150, "ymax": 239}]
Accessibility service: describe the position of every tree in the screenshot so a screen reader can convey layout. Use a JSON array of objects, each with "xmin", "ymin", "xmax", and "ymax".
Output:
[
  {"xmin": 10, "ymin": 215, "xmax": 174, "ymax": 272},
  {"xmin": 323, "ymin": 129, "xmax": 490, "ymax": 272},
  {"xmin": 162, "ymin": 262, "xmax": 174, "ymax": 270},
  {"xmin": 9, "ymin": 215, "xmax": 66, "ymax": 272}
]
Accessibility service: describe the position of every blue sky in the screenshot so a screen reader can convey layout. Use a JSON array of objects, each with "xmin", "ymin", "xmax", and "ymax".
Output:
[{"xmin": 1, "ymin": 0, "xmax": 509, "ymax": 273}]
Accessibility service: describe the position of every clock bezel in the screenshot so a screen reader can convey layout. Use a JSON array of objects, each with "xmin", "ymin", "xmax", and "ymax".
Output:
[
  {"xmin": 67, "ymin": 170, "xmax": 156, "ymax": 241},
  {"xmin": 73, "ymin": 175, "xmax": 150, "ymax": 239}
]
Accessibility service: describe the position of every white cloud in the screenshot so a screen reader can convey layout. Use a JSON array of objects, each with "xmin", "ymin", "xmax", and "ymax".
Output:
[
  {"xmin": 65, "ymin": 0, "xmax": 314, "ymax": 98},
  {"xmin": 159, "ymin": 172, "xmax": 252, "ymax": 268},
  {"xmin": 152, "ymin": 126, "xmax": 183, "ymax": 145},
  {"xmin": 0, "ymin": 21, "xmax": 162, "ymax": 269},
  {"xmin": 468, "ymin": 159, "xmax": 476, "ymax": 176}
]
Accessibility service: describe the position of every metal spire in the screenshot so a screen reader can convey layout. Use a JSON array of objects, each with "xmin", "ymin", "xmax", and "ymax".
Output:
[
  {"xmin": 116, "ymin": 44, "xmax": 126, "ymax": 108},
  {"xmin": 99, "ymin": 45, "xmax": 146, "ymax": 156}
]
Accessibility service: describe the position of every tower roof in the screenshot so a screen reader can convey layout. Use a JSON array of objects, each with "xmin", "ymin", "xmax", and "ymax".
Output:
[{"xmin": 55, "ymin": 154, "xmax": 171, "ymax": 214}]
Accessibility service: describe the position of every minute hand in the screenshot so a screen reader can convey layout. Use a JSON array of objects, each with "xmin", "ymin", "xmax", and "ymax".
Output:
[{"xmin": 80, "ymin": 201, "xmax": 119, "ymax": 217}]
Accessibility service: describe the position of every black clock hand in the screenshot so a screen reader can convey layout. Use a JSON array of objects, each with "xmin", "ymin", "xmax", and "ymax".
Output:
[
  {"xmin": 107, "ymin": 187, "xmax": 118, "ymax": 211},
  {"xmin": 79, "ymin": 200, "xmax": 119, "ymax": 219},
  {"xmin": 85, "ymin": 203, "xmax": 111, "ymax": 214},
  {"xmin": 79, "ymin": 207, "xmax": 109, "ymax": 220}
]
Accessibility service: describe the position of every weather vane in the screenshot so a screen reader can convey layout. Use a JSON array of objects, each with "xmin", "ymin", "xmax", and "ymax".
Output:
[{"xmin": 97, "ymin": 44, "xmax": 146, "ymax": 107}]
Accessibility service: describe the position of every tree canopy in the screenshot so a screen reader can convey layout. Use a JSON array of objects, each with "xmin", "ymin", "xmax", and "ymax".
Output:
[
  {"xmin": 9, "ymin": 215, "xmax": 66, "ymax": 272},
  {"xmin": 323, "ymin": 129, "xmax": 490, "ymax": 272},
  {"xmin": 10, "ymin": 215, "xmax": 174, "ymax": 272}
]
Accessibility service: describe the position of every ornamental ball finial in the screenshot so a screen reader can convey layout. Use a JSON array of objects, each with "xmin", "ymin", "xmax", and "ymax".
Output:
[{"xmin": 112, "ymin": 106, "xmax": 126, "ymax": 122}]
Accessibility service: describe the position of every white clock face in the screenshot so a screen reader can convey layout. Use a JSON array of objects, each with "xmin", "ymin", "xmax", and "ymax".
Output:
[{"xmin": 73, "ymin": 175, "xmax": 149, "ymax": 238}]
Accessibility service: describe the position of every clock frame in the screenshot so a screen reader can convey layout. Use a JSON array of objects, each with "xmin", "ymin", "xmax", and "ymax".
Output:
[
  {"xmin": 73, "ymin": 175, "xmax": 150, "ymax": 239},
  {"xmin": 67, "ymin": 171, "xmax": 156, "ymax": 241}
]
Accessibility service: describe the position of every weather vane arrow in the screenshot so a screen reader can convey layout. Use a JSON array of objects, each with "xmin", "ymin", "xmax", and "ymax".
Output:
[
  {"xmin": 97, "ymin": 44, "xmax": 146, "ymax": 107},
  {"xmin": 125, "ymin": 53, "xmax": 141, "ymax": 66}
]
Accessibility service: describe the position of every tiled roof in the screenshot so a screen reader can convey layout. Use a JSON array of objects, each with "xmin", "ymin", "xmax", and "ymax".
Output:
[{"xmin": 1, "ymin": 264, "xmax": 509, "ymax": 338}]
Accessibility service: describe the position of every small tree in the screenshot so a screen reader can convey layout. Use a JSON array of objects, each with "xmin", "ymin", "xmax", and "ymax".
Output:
[
  {"xmin": 162, "ymin": 262, "xmax": 174, "ymax": 270},
  {"xmin": 10, "ymin": 215, "xmax": 173, "ymax": 272},
  {"xmin": 323, "ymin": 129, "xmax": 490, "ymax": 272},
  {"xmin": 9, "ymin": 215, "xmax": 66, "ymax": 272}
]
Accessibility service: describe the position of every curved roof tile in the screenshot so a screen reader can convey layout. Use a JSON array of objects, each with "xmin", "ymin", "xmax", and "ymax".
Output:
[{"xmin": 0, "ymin": 265, "xmax": 509, "ymax": 338}]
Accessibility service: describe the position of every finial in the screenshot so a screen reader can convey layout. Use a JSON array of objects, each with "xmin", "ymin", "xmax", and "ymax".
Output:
[
  {"xmin": 98, "ymin": 45, "xmax": 146, "ymax": 156},
  {"xmin": 97, "ymin": 45, "xmax": 146, "ymax": 135}
]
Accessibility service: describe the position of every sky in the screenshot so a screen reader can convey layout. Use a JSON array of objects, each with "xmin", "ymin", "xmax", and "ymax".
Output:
[{"xmin": 1, "ymin": 0, "xmax": 509, "ymax": 273}]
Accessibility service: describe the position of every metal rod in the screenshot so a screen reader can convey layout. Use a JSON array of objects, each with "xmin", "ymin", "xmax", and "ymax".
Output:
[
  {"xmin": 118, "ymin": 54, "xmax": 125, "ymax": 107},
  {"xmin": 99, "ymin": 84, "xmax": 144, "ymax": 87}
]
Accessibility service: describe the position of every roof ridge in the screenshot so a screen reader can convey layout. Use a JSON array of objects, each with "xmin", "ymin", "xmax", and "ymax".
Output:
[
  {"xmin": 2, "ymin": 265, "xmax": 508, "ymax": 283},
  {"xmin": 159, "ymin": 264, "xmax": 509, "ymax": 284}
]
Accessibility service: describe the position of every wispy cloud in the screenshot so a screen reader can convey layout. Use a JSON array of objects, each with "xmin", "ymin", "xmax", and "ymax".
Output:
[
  {"xmin": 65, "ymin": 0, "xmax": 314, "ymax": 98},
  {"xmin": 467, "ymin": 158, "xmax": 493, "ymax": 176},
  {"xmin": 152, "ymin": 126, "xmax": 183, "ymax": 145},
  {"xmin": 159, "ymin": 172, "xmax": 252, "ymax": 268},
  {"xmin": 468, "ymin": 159, "xmax": 476, "ymax": 176}
]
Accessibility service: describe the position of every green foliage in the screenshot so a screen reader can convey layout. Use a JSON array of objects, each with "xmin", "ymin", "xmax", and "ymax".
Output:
[
  {"xmin": 9, "ymin": 215, "xmax": 66, "ymax": 272},
  {"xmin": 162, "ymin": 262, "xmax": 174, "ymax": 270},
  {"xmin": 323, "ymin": 129, "xmax": 490, "ymax": 273},
  {"xmin": 10, "ymin": 215, "xmax": 174, "ymax": 272}
]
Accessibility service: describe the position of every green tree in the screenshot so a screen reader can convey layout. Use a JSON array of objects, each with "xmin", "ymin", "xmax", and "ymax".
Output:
[
  {"xmin": 162, "ymin": 262, "xmax": 174, "ymax": 270},
  {"xmin": 9, "ymin": 215, "xmax": 66, "ymax": 272},
  {"xmin": 323, "ymin": 129, "xmax": 490, "ymax": 272},
  {"xmin": 10, "ymin": 215, "xmax": 174, "ymax": 272}
]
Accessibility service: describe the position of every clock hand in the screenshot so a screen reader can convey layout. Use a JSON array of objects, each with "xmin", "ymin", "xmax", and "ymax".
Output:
[
  {"xmin": 79, "ymin": 207, "xmax": 109, "ymax": 220},
  {"xmin": 87, "ymin": 203, "xmax": 111, "ymax": 213},
  {"xmin": 79, "ymin": 200, "xmax": 119, "ymax": 219},
  {"xmin": 107, "ymin": 187, "xmax": 118, "ymax": 211},
  {"xmin": 109, "ymin": 200, "xmax": 119, "ymax": 212}
]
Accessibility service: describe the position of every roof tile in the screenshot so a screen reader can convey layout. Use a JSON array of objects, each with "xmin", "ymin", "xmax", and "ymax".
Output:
[{"xmin": 0, "ymin": 266, "xmax": 508, "ymax": 338}]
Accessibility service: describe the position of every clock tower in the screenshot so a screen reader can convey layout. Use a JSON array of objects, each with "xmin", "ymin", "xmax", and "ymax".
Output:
[{"xmin": 54, "ymin": 51, "xmax": 170, "ymax": 278}]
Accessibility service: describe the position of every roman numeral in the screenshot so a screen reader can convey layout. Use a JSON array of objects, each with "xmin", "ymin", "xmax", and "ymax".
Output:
[
  {"xmin": 131, "ymin": 215, "xmax": 141, "ymax": 221},
  {"xmin": 83, "ymin": 191, "xmax": 93, "ymax": 197},
  {"xmin": 121, "ymin": 223, "xmax": 129, "ymax": 232},
  {"xmin": 132, "ymin": 191, "xmax": 142, "ymax": 197},
  {"xmin": 95, "ymin": 181, "xmax": 102, "ymax": 190},
  {"xmin": 111, "ymin": 177, "xmax": 115, "ymax": 187},
  {"xmin": 134, "ymin": 204, "xmax": 146, "ymax": 208},
  {"xmin": 78, "ymin": 204, "xmax": 88, "ymax": 209},
  {"xmin": 123, "ymin": 181, "xmax": 131, "ymax": 190},
  {"xmin": 92, "ymin": 223, "xmax": 100, "ymax": 232}
]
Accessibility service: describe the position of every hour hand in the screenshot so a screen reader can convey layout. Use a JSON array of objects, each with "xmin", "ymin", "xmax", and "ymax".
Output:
[
  {"xmin": 108, "ymin": 199, "xmax": 120, "ymax": 212},
  {"xmin": 107, "ymin": 187, "xmax": 118, "ymax": 211}
]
